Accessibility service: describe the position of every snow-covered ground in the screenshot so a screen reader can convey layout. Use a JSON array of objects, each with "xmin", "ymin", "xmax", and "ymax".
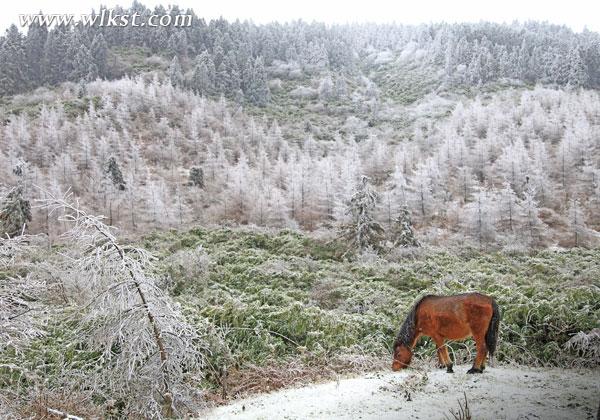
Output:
[{"xmin": 202, "ymin": 366, "xmax": 599, "ymax": 419}]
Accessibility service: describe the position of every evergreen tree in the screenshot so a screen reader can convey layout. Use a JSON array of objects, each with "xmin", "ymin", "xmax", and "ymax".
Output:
[
  {"xmin": 90, "ymin": 33, "xmax": 109, "ymax": 78},
  {"xmin": 0, "ymin": 187, "xmax": 32, "ymax": 237},
  {"xmin": 191, "ymin": 61, "xmax": 211, "ymax": 95},
  {"xmin": 567, "ymin": 46, "xmax": 589, "ymax": 87},
  {"xmin": 106, "ymin": 157, "xmax": 126, "ymax": 191},
  {"xmin": 43, "ymin": 25, "xmax": 71, "ymax": 85},
  {"xmin": 342, "ymin": 175, "xmax": 384, "ymax": 252},
  {"xmin": 70, "ymin": 44, "xmax": 98, "ymax": 82},
  {"xmin": 25, "ymin": 19, "xmax": 48, "ymax": 85},
  {"xmin": 247, "ymin": 56, "xmax": 270, "ymax": 106},
  {"xmin": 168, "ymin": 56, "xmax": 184, "ymax": 88},
  {"xmin": 0, "ymin": 25, "xmax": 28, "ymax": 95},
  {"xmin": 188, "ymin": 167, "xmax": 204, "ymax": 188},
  {"xmin": 567, "ymin": 198, "xmax": 590, "ymax": 247},
  {"xmin": 392, "ymin": 205, "xmax": 420, "ymax": 247}
]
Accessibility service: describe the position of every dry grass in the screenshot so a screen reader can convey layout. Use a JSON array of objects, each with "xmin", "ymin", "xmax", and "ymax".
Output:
[
  {"xmin": 207, "ymin": 354, "xmax": 387, "ymax": 403},
  {"xmin": 15, "ymin": 389, "xmax": 101, "ymax": 420},
  {"xmin": 446, "ymin": 392, "xmax": 472, "ymax": 420}
]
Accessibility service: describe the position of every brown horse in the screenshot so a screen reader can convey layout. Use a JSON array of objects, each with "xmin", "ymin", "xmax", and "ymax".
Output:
[{"xmin": 392, "ymin": 292, "xmax": 500, "ymax": 374}]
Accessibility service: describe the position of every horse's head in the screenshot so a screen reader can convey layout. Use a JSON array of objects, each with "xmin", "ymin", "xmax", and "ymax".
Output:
[{"xmin": 392, "ymin": 344, "xmax": 412, "ymax": 371}]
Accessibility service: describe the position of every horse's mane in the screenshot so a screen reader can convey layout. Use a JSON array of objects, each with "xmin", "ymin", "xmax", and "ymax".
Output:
[{"xmin": 394, "ymin": 295, "xmax": 432, "ymax": 348}]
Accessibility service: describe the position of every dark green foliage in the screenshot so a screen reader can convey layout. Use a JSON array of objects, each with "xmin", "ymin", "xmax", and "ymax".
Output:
[
  {"xmin": 188, "ymin": 166, "xmax": 204, "ymax": 188},
  {"xmin": 144, "ymin": 228, "xmax": 600, "ymax": 385},
  {"xmin": 0, "ymin": 187, "xmax": 32, "ymax": 237},
  {"xmin": 105, "ymin": 157, "xmax": 126, "ymax": 190},
  {"xmin": 2, "ymin": 227, "xmax": 599, "ymax": 399}
]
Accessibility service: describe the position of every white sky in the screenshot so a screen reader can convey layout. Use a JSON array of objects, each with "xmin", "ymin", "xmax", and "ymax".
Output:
[{"xmin": 3, "ymin": 0, "xmax": 599, "ymax": 33}]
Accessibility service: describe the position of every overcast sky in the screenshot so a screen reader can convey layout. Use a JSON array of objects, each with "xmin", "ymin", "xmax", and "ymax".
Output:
[{"xmin": 2, "ymin": 0, "xmax": 599, "ymax": 33}]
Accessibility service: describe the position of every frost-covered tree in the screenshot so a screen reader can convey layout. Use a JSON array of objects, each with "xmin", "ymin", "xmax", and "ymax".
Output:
[
  {"xmin": 0, "ymin": 187, "xmax": 32, "ymax": 237},
  {"xmin": 188, "ymin": 166, "xmax": 204, "ymax": 188},
  {"xmin": 70, "ymin": 44, "xmax": 98, "ymax": 82},
  {"xmin": 247, "ymin": 56, "xmax": 270, "ymax": 106},
  {"xmin": 168, "ymin": 56, "xmax": 184, "ymax": 88},
  {"xmin": 567, "ymin": 198, "xmax": 593, "ymax": 247},
  {"xmin": 520, "ymin": 186, "xmax": 546, "ymax": 246},
  {"xmin": 391, "ymin": 204, "xmax": 420, "ymax": 247},
  {"xmin": 498, "ymin": 180, "xmax": 519, "ymax": 232},
  {"xmin": 38, "ymin": 192, "xmax": 205, "ymax": 417},
  {"xmin": 105, "ymin": 157, "xmax": 126, "ymax": 191},
  {"xmin": 342, "ymin": 175, "xmax": 384, "ymax": 252},
  {"xmin": 462, "ymin": 188, "xmax": 497, "ymax": 247}
]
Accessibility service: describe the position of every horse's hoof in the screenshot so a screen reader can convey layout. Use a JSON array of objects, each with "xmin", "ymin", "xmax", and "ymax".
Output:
[
  {"xmin": 467, "ymin": 367, "xmax": 483, "ymax": 374},
  {"xmin": 446, "ymin": 365, "xmax": 454, "ymax": 373}
]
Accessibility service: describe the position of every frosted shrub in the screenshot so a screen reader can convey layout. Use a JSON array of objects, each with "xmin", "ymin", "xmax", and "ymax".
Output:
[
  {"xmin": 165, "ymin": 245, "xmax": 212, "ymax": 286},
  {"xmin": 565, "ymin": 329, "xmax": 600, "ymax": 366},
  {"xmin": 355, "ymin": 246, "xmax": 383, "ymax": 266},
  {"xmin": 0, "ymin": 234, "xmax": 46, "ymax": 356}
]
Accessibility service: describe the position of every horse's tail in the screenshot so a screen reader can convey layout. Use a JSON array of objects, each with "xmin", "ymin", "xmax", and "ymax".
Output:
[{"xmin": 485, "ymin": 299, "xmax": 500, "ymax": 359}]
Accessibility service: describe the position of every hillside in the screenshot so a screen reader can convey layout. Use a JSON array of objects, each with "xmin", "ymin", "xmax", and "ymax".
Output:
[
  {"xmin": 1, "ymin": 5, "xmax": 599, "ymax": 419},
  {"xmin": 1, "ymin": 10, "xmax": 600, "ymax": 247},
  {"xmin": 1, "ymin": 64, "xmax": 599, "ymax": 248}
]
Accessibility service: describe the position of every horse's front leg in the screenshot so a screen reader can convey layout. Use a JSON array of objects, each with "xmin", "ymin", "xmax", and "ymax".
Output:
[
  {"xmin": 467, "ymin": 335, "xmax": 487, "ymax": 374},
  {"xmin": 433, "ymin": 336, "xmax": 453, "ymax": 373},
  {"xmin": 440, "ymin": 344, "xmax": 453, "ymax": 373}
]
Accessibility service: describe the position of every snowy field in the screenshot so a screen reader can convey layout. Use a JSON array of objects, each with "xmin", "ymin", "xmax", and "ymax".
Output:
[{"xmin": 203, "ymin": 366, "xmax": 599, "ymax": 419}]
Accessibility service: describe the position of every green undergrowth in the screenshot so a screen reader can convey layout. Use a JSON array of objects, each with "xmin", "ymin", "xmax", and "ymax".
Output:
[
  {"xmin": 146, "ymin": 227, "xmax": 600, "ymax": 389},
  {"xmin": 2, "ymin": 227, "xmax": 598, "ymax": 398}
]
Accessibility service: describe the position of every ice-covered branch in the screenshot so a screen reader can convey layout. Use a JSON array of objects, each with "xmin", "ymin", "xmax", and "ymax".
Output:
[{"xmin": 36, "ymin": 190, "xmax": 206, "ymax": 418}]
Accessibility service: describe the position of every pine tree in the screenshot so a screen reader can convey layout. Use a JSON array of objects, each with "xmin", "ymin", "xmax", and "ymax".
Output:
[
  {"xmin": 0, "ymin": 187, "xmax": 32, "ymax": 237},
  {"xmin": 168, "ymin": 56, "xmax": 184, "ymax": 88},
  {"xmin": 106, "ymin": 157, "xmax": 126, "ymax": 191},
  {"xmin": 342, "ymin": 175, "xmax": 384, "ymax": 252},
  {"xmin": 70, "ymin": 44, "xmax": 98, "ymax": 82},
  {"xmin": 392, "ymin": 205, "xmax": 420, "ymax": 247},
  {"xmin": 191, "ymin": 61, "xmax": 211, "ymax": 95},
  {"xmin": 247, "ymin": 56, "xmax": 270, "ymax": 106},
  {"xmin": 188, "ymin": 167, "xmax": 204, "ymax": 188},
  {"xmin": 90, "ymin": 33, "xmax": 109, "ymax": 78},
  {"xmin": 25, "ymin": 19, "xmax": 48, "ymax": 85},
  {"xmin": 567, "ymin": 198, "xmax": 590, "ymax": 247},
  {"xmin": 521, "ymin": 186, "xmax": 546, "ymax": 246},
  {"xmin": 0, "ymin": 25, "xmax": 28, "ymax": 95},
  {"xmin": 567, "ymin": 46, "xmax": 589, "ymax": 88}
]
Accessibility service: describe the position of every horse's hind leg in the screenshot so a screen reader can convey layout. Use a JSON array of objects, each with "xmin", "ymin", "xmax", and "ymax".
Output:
[{"xmin": 467, "ymin": 335, "xmax": 487, "ymax": 374}]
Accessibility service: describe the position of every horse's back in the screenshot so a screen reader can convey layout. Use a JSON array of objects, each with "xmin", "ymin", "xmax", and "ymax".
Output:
[
  {"xmin": 419, "ymin": 292, "xmax": 493, "ymax": 308},
  {"xmin": 416, "ymin": 293, "xmax": 494, "ymax": 339}
]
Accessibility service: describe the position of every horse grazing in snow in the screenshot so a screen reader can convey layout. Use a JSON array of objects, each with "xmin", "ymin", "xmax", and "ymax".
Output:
[{"xmin": 392, "ymin": 292, "xmax": 500, "ymax": 374}]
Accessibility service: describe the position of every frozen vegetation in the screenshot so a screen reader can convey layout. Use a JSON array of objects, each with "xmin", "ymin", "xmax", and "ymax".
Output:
[{"xmin": 0, "ymin": 3, "xmax": 599, "ymax": 419}]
